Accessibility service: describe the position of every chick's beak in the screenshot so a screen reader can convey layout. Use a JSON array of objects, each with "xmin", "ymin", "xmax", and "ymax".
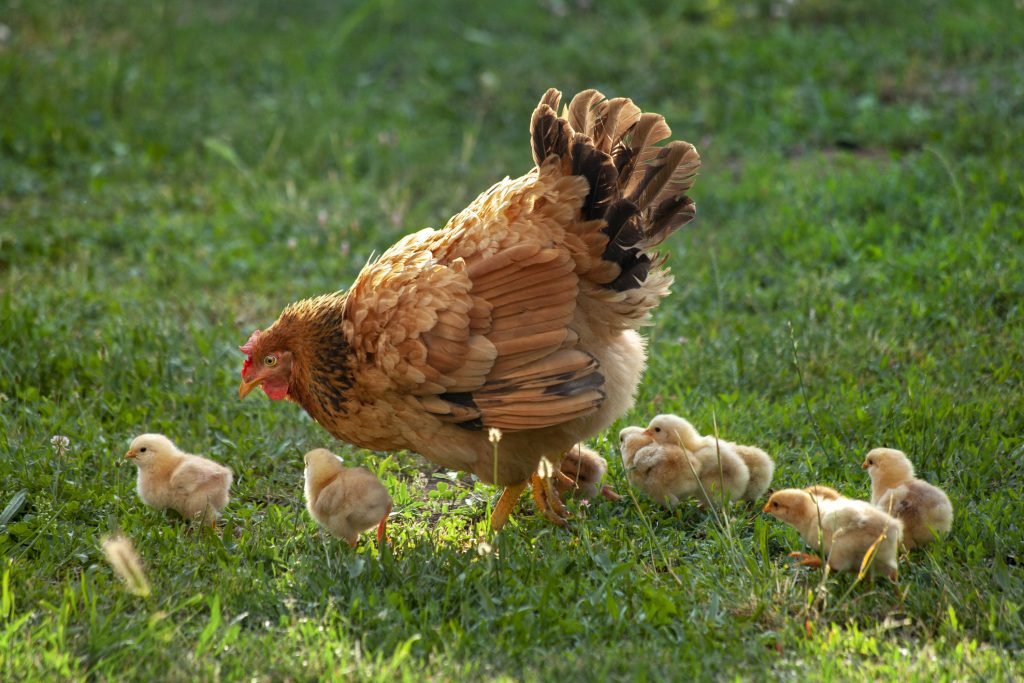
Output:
[
  {"xmin": 239, "ymin": 377, "xmax": 260, "ymax": 399},
  {"xmin": 762, "ymin": 502, "xmax": 771, "ymax": 513},
  {"xmin": 861, "ymin": 461, "xmax": 869, "ymax": 470},
  {"xmin": 641, "ymin": 428, "xmax": 653, "ymax": 438},
  {"xmin": 125, "ymin": 449, "xmax": 136, "ymax": 459}
]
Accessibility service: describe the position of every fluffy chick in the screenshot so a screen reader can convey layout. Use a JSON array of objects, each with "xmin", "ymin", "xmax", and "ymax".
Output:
[
  {"xmin": 763, "ymin": 488, "xmax": 902, "ymax": 579},
  {"xmin": 644, "ymin": 414, "xmax": 751, "ymax": 504},
  {"xmin": 303, "ymin": 448, "xmax": 393, "ymax": 547},
  {"xmin": 557, "ymin": 445, "xmax": 622, "ymax": 500},
  {"xmin": 733, "ymin": 444, "xmax": 775, "ymax": 501},
  {"xmin": 618, "ymin": 426, "xmax": 653, "ymax": 471},
  {"xmin": 618, "ymin": 426, "xmax": 697, "ymax": 507},
  {"xmin": 862, "ymin": 448, "xmax": 953, "ymax": 550},
  {"xmin": 126, "ymin": 434, "xmax": 232, "ymax": 525}
]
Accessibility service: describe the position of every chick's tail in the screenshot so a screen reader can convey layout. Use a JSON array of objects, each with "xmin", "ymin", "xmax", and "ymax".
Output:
[{"xmin": 530, "ymin": 88, "xmax": 701, "ymax": 329}]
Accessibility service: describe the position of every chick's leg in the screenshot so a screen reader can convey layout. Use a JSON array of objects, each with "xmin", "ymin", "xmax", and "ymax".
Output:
[
  {"xmin": 788, "ymin": 552, "xmax": 823, "ymax": 568},
  {"xmin": 377, "ymin": 504, "xmax": 392, "ymax": 545},
  {"xmin": 531, "ymin": 471, "xmax": 569, "ymax": 527},
  {"xmin": 491, "ymin": 481, "xmax": 529, "ymax": 531}
]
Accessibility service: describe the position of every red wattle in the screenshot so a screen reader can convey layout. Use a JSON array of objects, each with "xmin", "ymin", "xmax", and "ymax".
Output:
[{"xmin": 262, "ymin": 379, "xmax": 289, "ymax": 401}]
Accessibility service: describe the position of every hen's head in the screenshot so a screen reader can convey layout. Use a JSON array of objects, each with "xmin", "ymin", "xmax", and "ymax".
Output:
[{"xmin": 238, "ymin": 328, "xmax": 294, "ymax": 401}]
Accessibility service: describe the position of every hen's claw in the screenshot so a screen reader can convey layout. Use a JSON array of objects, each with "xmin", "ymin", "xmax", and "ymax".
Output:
[{"xmin": 531, "ymin": 471, "xmax": 569, "ymax": 527}]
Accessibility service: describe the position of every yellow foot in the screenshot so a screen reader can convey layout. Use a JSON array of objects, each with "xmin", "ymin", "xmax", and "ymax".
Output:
[
  {"xmin": 531, "ymin": 471, "xmax": 569, "ymax": 527},
  {"xmin": 788, "ymin": 551, "xmax": 823, "ymax": 568},
  {"xmin": 491, "ymin": 481, "xmax": 529, "ymax": 531}
]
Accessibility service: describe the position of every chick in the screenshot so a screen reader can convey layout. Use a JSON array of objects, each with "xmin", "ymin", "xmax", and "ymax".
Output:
[
  {"xmin": 125, "ymin": 434, "xmax": 232, "ymax": 526},
  {"xmin": 627, "ymin": 441, "xmax": 703, "ymax": 508},
  {"xmin": 303, "ymin": 448, "xmax": 393, "ymax": 547},
  {"xmin": 733, "ymin": 444, "xmax": 775, "ymax": 501},
  {"xmin": 644, "ymin": 414, "xmax": 751, "ymax": 505},
  {"xmin": 557, "ymin": 444, "xmax": 622, "ymax": 501},
  {"xmin": 618, "ymin": 426, "xmax": 654, "ymax": 471},
  {"xmin": 862, "ymin": 448, "xmax": 953, "ymax": 550},
  {"xmin": 763, "ymin": 488, "xmax": 902, "ymax": 579}
]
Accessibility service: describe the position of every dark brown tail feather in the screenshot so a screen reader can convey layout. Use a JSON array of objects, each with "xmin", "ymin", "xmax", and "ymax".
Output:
[{"xmin": 530, "ymin": 88, "xmax": 700, "ymax": 292}]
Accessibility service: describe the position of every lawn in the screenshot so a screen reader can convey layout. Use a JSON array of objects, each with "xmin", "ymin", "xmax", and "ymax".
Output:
[{"xmin": 2, "ymin": 0, "xmax": 1023, "ymax": 680}]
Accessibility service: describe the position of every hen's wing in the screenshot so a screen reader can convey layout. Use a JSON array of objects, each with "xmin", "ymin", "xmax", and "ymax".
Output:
[{"xmin": 342, "ymin": 192, "xmax": 603, "ymax": 432}]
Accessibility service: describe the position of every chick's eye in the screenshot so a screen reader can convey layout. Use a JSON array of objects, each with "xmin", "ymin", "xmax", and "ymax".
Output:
[
  {"xmin": 263, "ymin": 355, "xmax": 278, "ymax": 367},
  {"xmin": 654, "ymin": 427, "xmax": 661, "ymax": 433},
  {"xmin": 140, "ymin": 447, "xmax": 147, "ymax": 453}
]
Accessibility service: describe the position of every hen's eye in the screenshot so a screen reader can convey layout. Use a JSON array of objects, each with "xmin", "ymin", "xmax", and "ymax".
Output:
[{"xmin": 263, "ymin": 355, "xmax": 278, "ymax": 367}]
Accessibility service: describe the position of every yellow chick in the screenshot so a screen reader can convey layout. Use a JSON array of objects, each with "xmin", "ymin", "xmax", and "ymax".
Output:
[
  {"xmin": 644, "ymin": 414, "xmax": 751, "ymax": 504},
  {"xmin": 557, "ymin": 445, "xmax": 622, "ymax": 500},
  {"xmin": 619, "ymin": 426, "xmax": 698, "ymax": 507},
  {"xmin": 628, "ymin": 442, "xmax": 703, "ymax": 508},
  {"xmin": 303, "ymin": 448, "xmax": 393, "ymax": 547},
  {"xmin": 862, "ymin": 447, "xmax": 953, "ymax": 550},
  {"xmin": 763, "ymin": 488, "xmax": 902, "ymax": 580},
  {"xmin": 125, "ymin": 434, "xmax": 232, "ymax": 526},
  {"xmin": 618, "ymin": 426, "xmax": 654, "ymax": 471}
]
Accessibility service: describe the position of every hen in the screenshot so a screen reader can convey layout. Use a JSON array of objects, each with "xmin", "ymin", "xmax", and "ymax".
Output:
[{"xmin": 239, "ymin": 88, "xmax": 700, "ymax": 529}]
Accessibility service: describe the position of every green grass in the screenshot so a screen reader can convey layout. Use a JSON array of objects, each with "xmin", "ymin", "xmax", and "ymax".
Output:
[{"xmin": 2, "ymin": 0, "xmax": 1023, "ymax": 679}]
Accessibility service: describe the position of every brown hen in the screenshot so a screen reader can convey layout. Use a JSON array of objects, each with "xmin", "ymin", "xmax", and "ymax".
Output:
[{"xmin": 238, "ymin": 88, "xmax": 700, "ymax": 529}]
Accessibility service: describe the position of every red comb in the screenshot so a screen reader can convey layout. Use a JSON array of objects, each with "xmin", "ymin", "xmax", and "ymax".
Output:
[
  {"xmin": 240, "ymin": 329, "xmax": 261, "ymax": 377},
  {"xmin": 240, "ymin": 329, "xmax": 261, "ymax": 355}
]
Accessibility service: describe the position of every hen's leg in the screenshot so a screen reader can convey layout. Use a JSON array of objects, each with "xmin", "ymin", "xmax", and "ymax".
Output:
[
  {"xmin": 531, "ymin": 471, "xmax": 569, "ymax": 527},
  {"xmin": 491, "ymin": 481, "xmax": 529, "ymax": 530}
]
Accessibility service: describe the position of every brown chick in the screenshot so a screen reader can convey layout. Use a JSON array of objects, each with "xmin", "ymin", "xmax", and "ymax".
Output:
[
  {"xmin": 644, "ymin": 414, "xmax": 751, "ymax": 505},
  {"xmin": 303, "ymin": 448, "xmax": 393, "ymax": 547},
  {"xmin": 862, "ymin": 448, "xmax": 953, "ymax": 550},
  {"xmin": 763, "ymin": 488, "xmax": 902, "ymax": 580},
  {"xmin": 125, "ymin": 434, "xmax": 232, "ymax": 526},
  {"xmin": 238, "ymin": 88, "xmax": 701, "ymax": 531},
  {"xmin": 556, "ymin": 444, "xmax": 622, "ymax": 501}
]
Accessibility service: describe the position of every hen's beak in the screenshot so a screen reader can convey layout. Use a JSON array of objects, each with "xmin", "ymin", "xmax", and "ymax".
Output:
[
  {"xmin": 239, "ymin": 378, "xmax": 260, "ymax": 399},
  {"xmin": 125, "ymin": 449, "xmax": 136, "ymax": 459}
]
